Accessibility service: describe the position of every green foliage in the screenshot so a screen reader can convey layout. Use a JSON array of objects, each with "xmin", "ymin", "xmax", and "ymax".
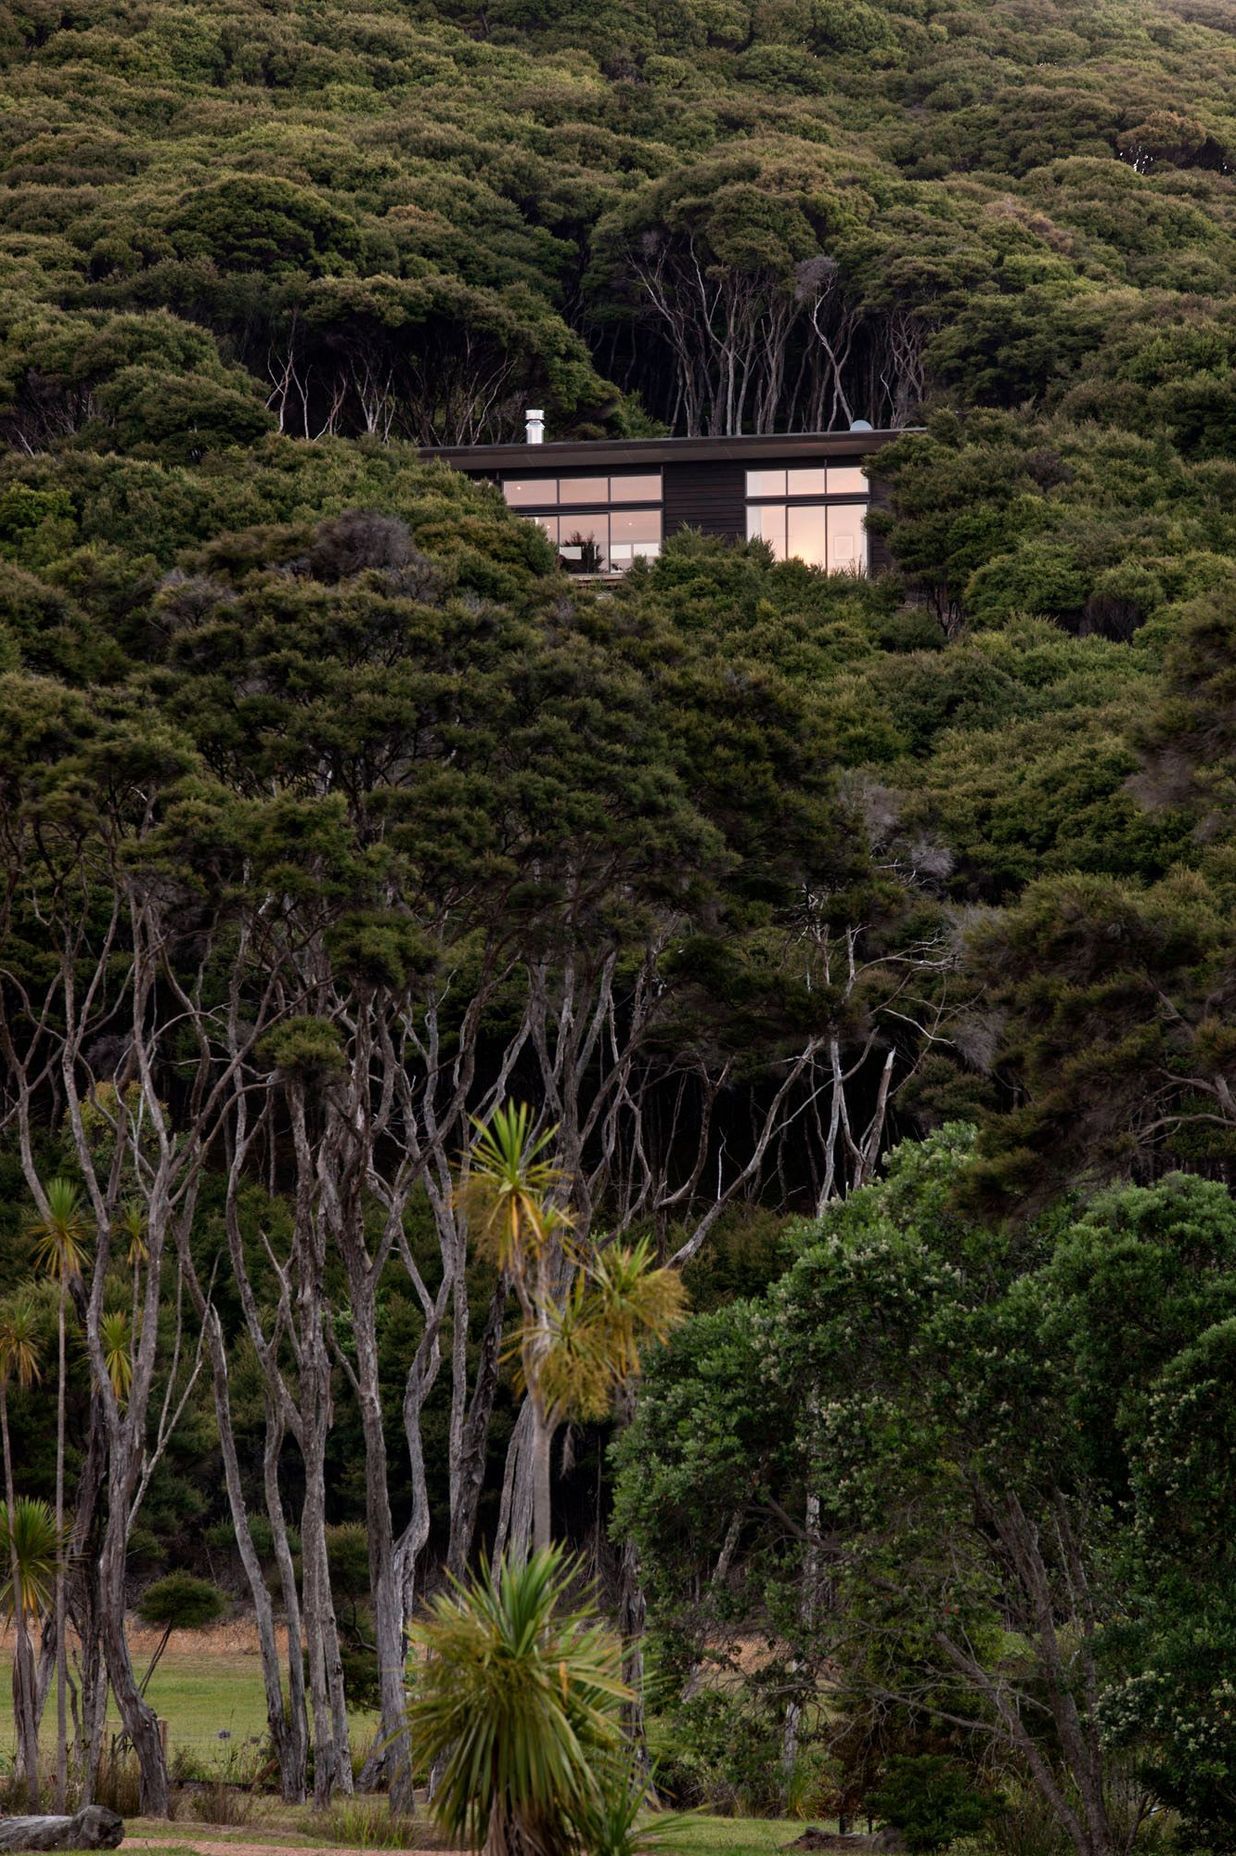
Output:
[
  {"xmin": 260, "ymin": 1016, "xmax": 349, "ymax": 1083},
  {"xmin": 407, "ymin": 1548, "xmax": 629, "ymax": 1856},
  {"xmin": 619, "ymin": 1141, "xmax": 1236, "ymax": 1848},
  {"xmin": 0, "ymin": 1496, "xmax": 63, "ymax": 1620},
  {"xmin": 868, "ymin": 1756, "xmax": 991, "ymax": 1852},
  {"xmin": 7, "ymin": 0, "xmax": 1236, "ymax": 1834},
  {"xmin": 135, "ymin": 1570, "xmax": 229, "ymax": 1633}
]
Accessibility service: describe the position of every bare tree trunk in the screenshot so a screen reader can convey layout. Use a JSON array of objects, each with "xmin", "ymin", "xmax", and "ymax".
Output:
[
  {"xmin": 494, "ymin": 1403, "xmax": 534, "ymax": 1565},
  {"xmin": 193, "ymin": 1282, "xmax": 307, "ymax": 1803},
  {"xmin": 530, "ymin": 1399, "xmax": 553, "ymax": 1557},
  {"xmin": 346, "ymin": 1277, "xmax": 413, "ymax": 1809},
  {"xmin": 53, "ymin": 1287, "xmax": 68, "ymax": 1811},
  {"xmin": 300, "ymin": 1376, "xmax": 351, "ymax": 1808},
  {"xmin": 262, "ymin": 1407, "xmax": 309, "ymax": 1802},
  {"xmin": 446, "ymin": 1276, "xmax": 507, "ymax": 1577},
  {"xmin": 617, "ymin": 1536, "xmax": 648, "ymax": 1753},
  {"xmin": 66, "ymin": 1377, "xmax": 108, "ymax": 1807},
  {"xmin": 98, "ymin": 1464, "xmax": 168, "ymax": 1816},
  {"xmin": 2, "ymin": 1384, "xmax": 41, "ymax": 1806}
]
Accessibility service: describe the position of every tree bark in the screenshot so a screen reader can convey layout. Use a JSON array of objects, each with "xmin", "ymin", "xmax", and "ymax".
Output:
[
  {"xmin": 494, "ymin": 1402, "xmax": 534, "ymax": 1565},
  {"xmin": 446, "ymin": 1274, "xmax": 507, "ymax": 1578},
  {"xmin": 300, "ymin": 1387, "xmax": 352, "ymax": 1808},
  {"xmin": 53, "ymin": 1285, "xmax": 68, "ymax": 1811},
  {"xmin": 0, "ymin": 1808, "xmax": 122, "ymax": 1851},
  {"xmin": 98, "ymin": 1483, "xmax": 168, "ymax": 1817},
  {"xmin": 530, "ymin": 1399, "xmax": 553, "ymax": 1558},
  {"xmin": 348, "ymin": 1275, "xmax": 413, "ymax": 1809},
  {"xmin": 1, "ymin": 1384, "xmax": 42, "ymax": 1807},
  {"xmin": 64, "ymin": 1364, "xmax": 109, "ymax": 1806}
]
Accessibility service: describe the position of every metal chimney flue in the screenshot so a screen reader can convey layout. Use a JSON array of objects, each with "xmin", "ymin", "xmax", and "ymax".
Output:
[{"xmin": 525, "ymin": 408, "xmax": 545, "ymax": 444}]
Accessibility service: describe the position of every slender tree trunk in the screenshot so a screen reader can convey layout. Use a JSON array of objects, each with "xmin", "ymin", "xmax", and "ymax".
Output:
[
  {"xmin": 530, "ymin": 1399, "xmax": 553, "ymax": 1557},
  {"xmin": 446, "ymin": 1276, "xmax": 506, "ymax": 1578},
  {"xmin": 222, "ymin": 1331, "xmax": 307, "ymax": 1800},
  {"xmin": 54, "ymin": 1287, "xmax": 67, "ymax": 1811},
  {"xmin": 350, "ymin": 1292, "xmax": 412, "ymax": 1809},
  {"xmin": 494, "ymin": 1403, "xmax": 534, "ymax": 1565},
  {"xmin": 617, "ymin": 1536, "xmax": 648, "ymax": 1756},
  {"xmin": 98, "ymin": 1470, "xmax": 168, "ymax": 1816},
  {"xmin": 261, "ymin": 1405, "xmax": 309, "ymax": 1804},
  {"xmin": 67, "ymin": 1386, "xmax": 109, "ymax": 1807},
  {"xmin": 301, "ymin": 1459, "xmax": 351, "ymax": 1808},
  {"xmin": 2, "ymin": 1385, "xmax": 41, "ymax": 1807}
]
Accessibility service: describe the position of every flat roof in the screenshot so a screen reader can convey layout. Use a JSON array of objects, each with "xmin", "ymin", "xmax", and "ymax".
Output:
[{"xmin": 421, "ymin": 429, "xmax": 909, "ymax": 470}]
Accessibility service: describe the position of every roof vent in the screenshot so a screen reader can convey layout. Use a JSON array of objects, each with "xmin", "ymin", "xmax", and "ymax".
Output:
[
  {"xmin": 526, "ymin": 408, "xmax": 545, "ymax": 445},
  {"xmin": 849, "ymin": 418, "xmax": 874, "ymax": 432}
]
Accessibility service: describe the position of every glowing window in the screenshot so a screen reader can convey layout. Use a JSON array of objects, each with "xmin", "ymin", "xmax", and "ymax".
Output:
[
  {"xmin": 609, "ymin": 473, "xmax": 662, "ymax": 504},
  {"xmin": 787, "ymin": 505, "xmax": 828, "ymax": 569},
  {"xmin": 558, "ymin": 476, "xmax": 610, "ymax": 506},
  {"xmin": 557, "ymin": 512, "xmax": 609, "ymax": 574},
  {"xmin": 828, "ymin": 464, "xmax": 867, "ymax": 496},
  {"xmin": 746, "ymin": 504, "xmax": 787, "ymax": 560},
  {"xmin": 787, "ymin": 467, "xmax": 829, "ymax": 496},
  {"xmin": 504, "ymin": 479, "xmax": 556, "ymax": 506},
  {"xmin": 610, "ymin": 508, "xmax": 661, "ymax": 565},
  {"xmin": 827, "ymin": 503, "xmax": 867, "ymax": 573},
  {"xmin": 746, "ymin": 469, "xmax": 787, "ymax": 499}
]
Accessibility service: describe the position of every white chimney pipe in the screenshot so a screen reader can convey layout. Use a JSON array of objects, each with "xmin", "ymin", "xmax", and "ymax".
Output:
[{"xmin": 526, "ymin": 408, "xmax": 545, "ymax": 445}]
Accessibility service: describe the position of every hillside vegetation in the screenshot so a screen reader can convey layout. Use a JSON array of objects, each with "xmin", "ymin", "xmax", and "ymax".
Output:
[
  {"xmin": 6, "ymin": 3, "xmax": 1236, "ymax": 1853},
  {"xmin": 5, "ymin": 0, "xmax": 1236, "ymax": 630}
]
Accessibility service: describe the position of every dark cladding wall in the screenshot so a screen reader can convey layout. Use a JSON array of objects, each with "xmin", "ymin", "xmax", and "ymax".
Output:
[
  {"xmin": 662, "ymin": 459, "xmax": 745, "ymax": 540},
  {"xmin": 867, "ymin": 481, "xmax": 894, "ymax": 575}
]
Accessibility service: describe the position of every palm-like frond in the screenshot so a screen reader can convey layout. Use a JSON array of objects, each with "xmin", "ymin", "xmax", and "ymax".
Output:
[
  {"xmin": 0, "ymin": 1299, "xmax": 42, "ymax": 1391},
  {"xmin": 458, "ymin": 1104, "xmax": 568, "ymax": 1273},
  {"xmin": 101, "ymin": 1309, "xmax": 133, "ymax": 1400},
  {"xmin": 520, "ymin": 1239, "xmax": 688, "ymax": 1425},
  {"xmin": 116, "ymin": 1200, "xmax": 149, "ymax": 1268},
  {"xmin": 408, "ymin": 1547, "xmax": 629, "ymax": 1856},
  {"xmin": 571, "ymin": 1751, "xmax": 696, "ymax": 1856},
  {"xmin": 520, "ymin": 1287, "xmax": 615, "ymax": 1424},
  {"xmin": 27, "ymin": 1178, "xmax": 92, "ymax": 1283},
  {"xmin": 583, "ymin": 1237, "xmax": 688, "ymax": 1381},
  {"xmin": 0, "ymin": 1497, "xmax": 65, "ymax": 1621}
]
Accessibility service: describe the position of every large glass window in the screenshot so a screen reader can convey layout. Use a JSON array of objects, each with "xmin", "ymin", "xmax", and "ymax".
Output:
[
  {"xmin": 786, "ymin": 504, "xmax": 828, "ymax": 569},
  {"xmin": 558, "ymin": 475, "xmax": 610, "ymax": 506},
  {"xmin": 609, "ymin": 473, "xmax": 662, "ymax": 503},
  {"xmin": 525, "ymin": 510, "xmax": 661, "ymax": 574},
  {"xmin": 827, "ymin": 465, "xmax": 867, "ymax": 495},
  {"xmin": 745, "ymin": 459, "xmax": 869, "ymax": 572},
  {"xmin": 610, "ymin": 508, "xmax": 662, "ymax": 565},
  {"xmin": 504, "ymin": 478, "xmax": 557, "ymax": 506},
  {"xmin": 827, "ymin": 503, "xmax": 867, "ymax": 572},
  {"xmin": 746, "ymin": 504, "xmax": 787, "ymax": 560},
  {"xmin": 747, "ymin": 497, "xmax": 866, "ymax": 571},
  {"xmin": 787, "ymin": 467, "xmax": 829, "ymax": 496},
  {"xmin": 504, "ymin": 472, "xmax": 662, "ymax": 507}
]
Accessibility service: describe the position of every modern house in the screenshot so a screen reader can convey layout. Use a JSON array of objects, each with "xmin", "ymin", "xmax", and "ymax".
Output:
[{"xmin": 422, "ymin": 419, "xmax": 902, "ymax": 577}]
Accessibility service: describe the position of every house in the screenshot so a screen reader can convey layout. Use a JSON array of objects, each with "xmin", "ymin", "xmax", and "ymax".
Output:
[{"xmin": 421, "ymin": 417, "xmax": 903, "ymax": 576}]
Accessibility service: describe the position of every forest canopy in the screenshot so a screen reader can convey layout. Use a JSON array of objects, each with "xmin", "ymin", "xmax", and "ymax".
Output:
[{"xmin": 6, "ymin": 0, "xmax": 1236, "ymax": 1850}]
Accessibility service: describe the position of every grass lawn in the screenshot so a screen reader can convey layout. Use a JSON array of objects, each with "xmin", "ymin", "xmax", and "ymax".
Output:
[
  {"xmin": 0, "ymin": 1643, "xmax": 801, "ymax": 1856},
  {"xmin": 0, "ymin": 1648, "xmax": 379, "ymax": 1770},
  {"xmin": 112, "ymin": 1818, "xmax": 800, "ymax": 1855},
  {"xmin": 673, "ymin": 1817, "xmax": 801, "ymax": 1856}
]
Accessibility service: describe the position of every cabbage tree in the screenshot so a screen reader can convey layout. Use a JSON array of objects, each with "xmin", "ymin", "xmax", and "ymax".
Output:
[{"xmin": 408, "ymin": 1547, "xmax": 628, "ymax": 1856}]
